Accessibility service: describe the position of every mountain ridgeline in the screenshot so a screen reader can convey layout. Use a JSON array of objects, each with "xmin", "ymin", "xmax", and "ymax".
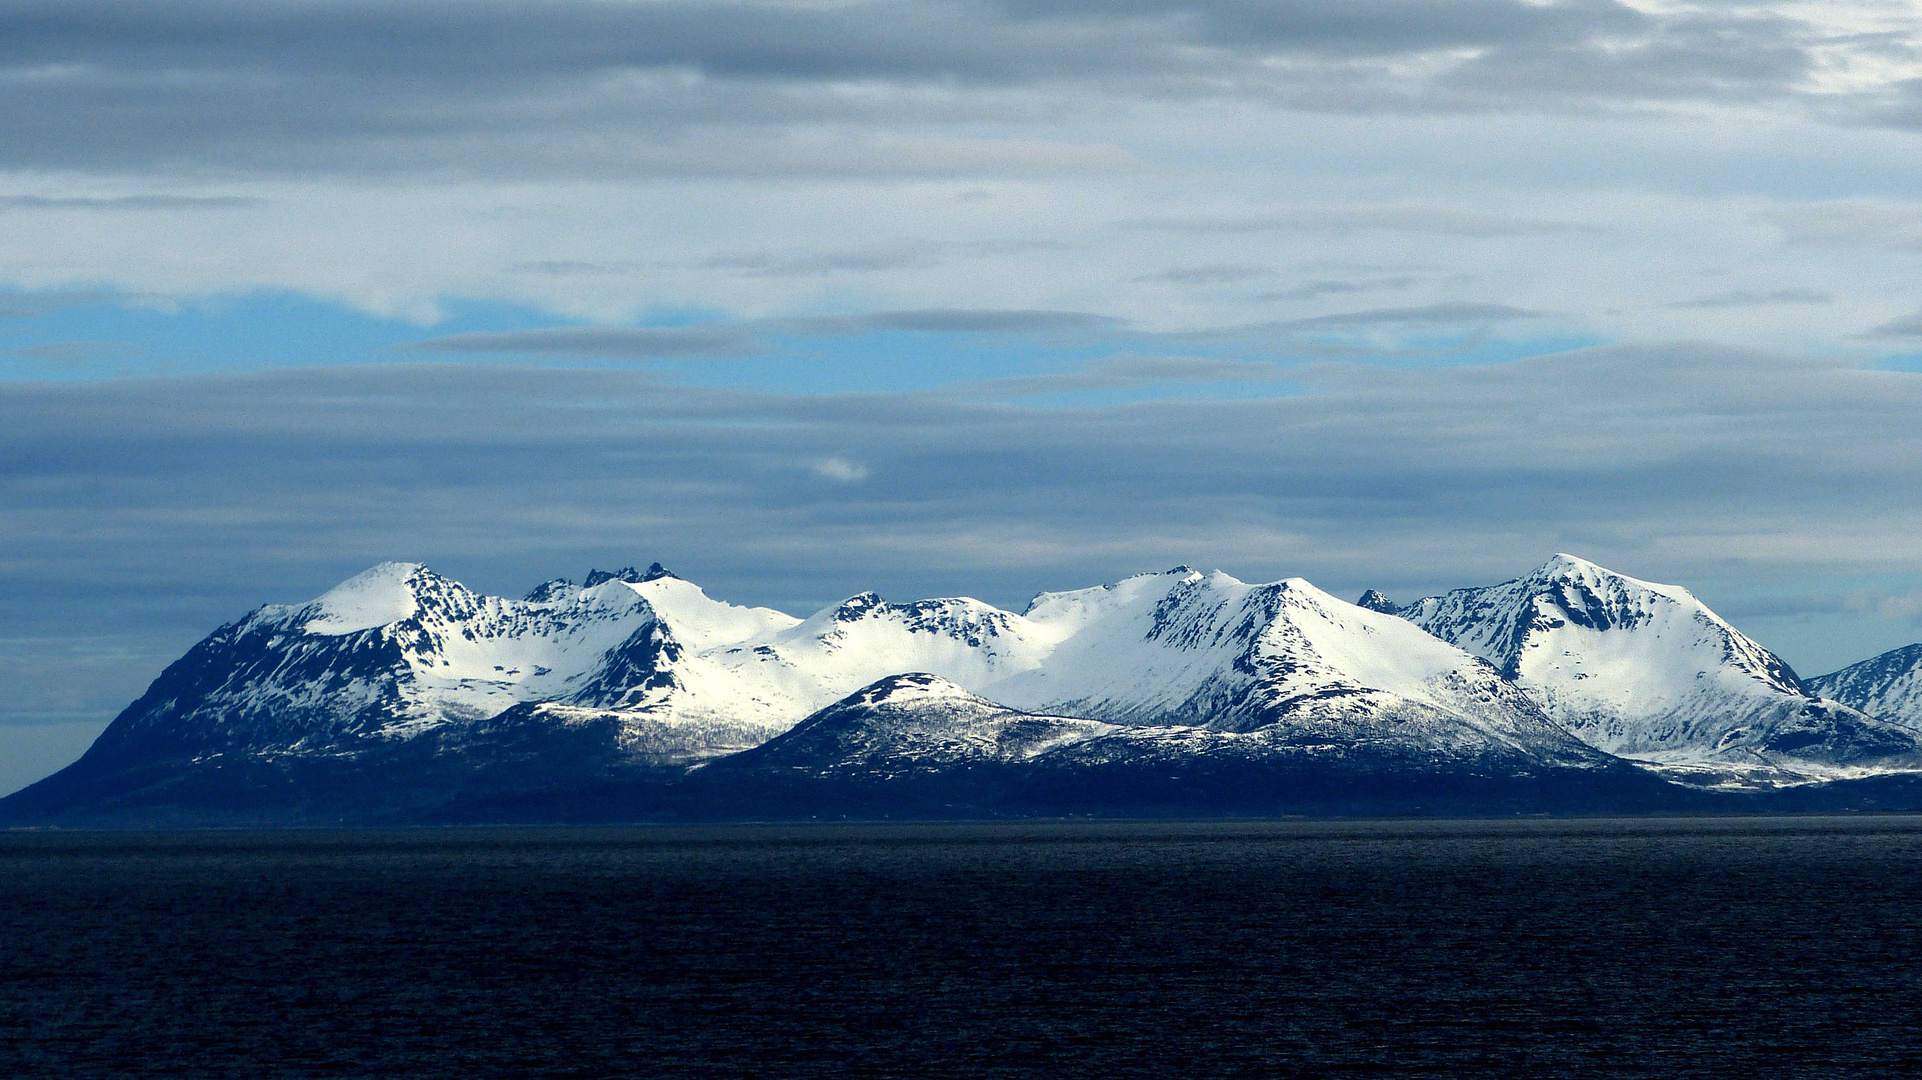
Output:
[
  {"xmin": 1398, "ymin": 555, "xmax": 1922, "ymax": 787},
  {"xmin": 9, "ymin": 555, "xmax": 1922, "ymax": 825}
]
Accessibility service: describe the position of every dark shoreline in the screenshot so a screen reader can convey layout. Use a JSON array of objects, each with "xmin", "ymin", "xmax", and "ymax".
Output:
[{"xmin": 15, "ymin": 810, "xmax": 1922, "ymax": 836}]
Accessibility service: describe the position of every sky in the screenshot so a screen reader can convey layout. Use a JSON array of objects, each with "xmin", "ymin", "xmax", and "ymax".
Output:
[{"xmin": 8, "ymin": 0, "xmax": 1922, "ymax": 794}]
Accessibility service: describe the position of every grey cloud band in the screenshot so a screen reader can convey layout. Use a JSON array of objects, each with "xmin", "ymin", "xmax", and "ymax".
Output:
[{"xmin": 0, "ymin": 0, "xmax": 1884, "ymax": 177}]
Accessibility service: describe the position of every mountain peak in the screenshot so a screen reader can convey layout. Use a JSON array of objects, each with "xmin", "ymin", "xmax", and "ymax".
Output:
[
  {"xmin": 853, "ymin": 672, "xmax": 985, "ymax": 707},
  {"xmin": 302, "ymin": 562, "xmax": 432, "ymax": 635},
  {"xmin": 1808, "ymin": 643, "xmax": 1922, "ymax": 727},
  {"xmin": 1356, "ymin": 589, "xmax": 1399, "ymax": 614},
  {"xmin": 1522, "ymin": 553, "xmax": 1700, "ymax": 609},
  {"xmin": 1535, "ymin": 552, "xmax": 1607, "ymax": 578},
  {"xmin": 1401, "ymin": 557, "xmax": 1909, "ymax": 781},
  {"xmin": 522, "ymin": 578, "xmax": 576, "ymax": 603},
  {"xmin": 584, "ymin": 563, "xmax": 679, "ymax": 588},
  {"xmin": 831, "ymin": 591, "xmax": 887, "ymax": 621}
]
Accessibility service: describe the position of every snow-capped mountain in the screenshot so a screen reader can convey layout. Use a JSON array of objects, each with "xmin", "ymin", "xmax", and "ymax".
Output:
[
  {"xmin": 725, "ymin": 664, "xmax": 1610, "ymax": 781},
  {"xmin": 29, "ymin": 552, "xmax": 1922, "ymax": 824},
  {"xmin": 1809, "ymin": 644, "xmax": 1922, "ymax": 728},
  {"xmin": 1399, "ymin": 554, "xmax": 1922, "ymax": 785},
  {"xmin": 14, "ymin": 559, "xmax": 1648, "ymax": 824},
  {"xmin": 986, "ymin": 569, "xmax": 1608, "ymax": 769},
  {"xmin": 81, "ymin": 561, "xmax": 1609, "ymax": 770},
  {"xmin": 701, "ymin": 671, "xmax": 1673, "ymax": 818},
  {"xmin": 79, "ymin": 561, "xmax": 806, "ymax": 769},
  {"xmin": 656, "ymin": 563, "xmax": 1612, "ymax": 772}
]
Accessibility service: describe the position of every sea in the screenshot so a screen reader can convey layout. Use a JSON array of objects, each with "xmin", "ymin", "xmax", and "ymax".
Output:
[{"xmin": 5, "ymin": 816, "xmax": 1922, "ymax": 1078}]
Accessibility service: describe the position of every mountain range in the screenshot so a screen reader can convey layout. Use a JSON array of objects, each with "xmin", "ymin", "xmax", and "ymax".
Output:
[{"xmin": 9, "ymin": 554, "xmax": 1922, "ymax": 825}]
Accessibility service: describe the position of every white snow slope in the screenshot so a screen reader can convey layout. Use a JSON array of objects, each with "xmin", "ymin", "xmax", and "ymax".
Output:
[
  {"xmin": 1400, "ymin": 554, "xmax": 1922, "ymax": 785},
  {"xmin": 732, "ymin": 673, "xmax": 1123, "ymax": 775}
]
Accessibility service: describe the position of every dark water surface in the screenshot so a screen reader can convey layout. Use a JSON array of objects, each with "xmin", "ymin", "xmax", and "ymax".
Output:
[{"xmin": 5, "ymin": 817, "xmax": 1922, "ymax": 1078}]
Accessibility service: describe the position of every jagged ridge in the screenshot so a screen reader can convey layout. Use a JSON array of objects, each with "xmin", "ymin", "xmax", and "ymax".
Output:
[{"xmin": 1809, "ymin": 644, "xmax": 1922, "ymax": 728}]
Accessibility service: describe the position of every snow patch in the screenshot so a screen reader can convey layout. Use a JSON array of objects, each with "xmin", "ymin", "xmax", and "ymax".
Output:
[
  {"xmin": 628, "ymin": 575, "xmax": 801, "ymax": 649},
  {"xmin": 303, "ymin": 563, "xmax": 425, "ymax": 635}
]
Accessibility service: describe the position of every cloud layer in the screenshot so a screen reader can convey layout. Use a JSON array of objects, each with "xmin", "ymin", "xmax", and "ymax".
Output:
[
  {"xmin": 9, "ymin": 344, "xmax": 1922, "ymax": 757},
  {"xmin": 4, "ymin": 0, "xmax": 1917, "ymax": 177},
  {"xmin": 9, "ymin": 2, "xmax": 1922, "ymax": 791},
  {"xmin": 5, "ymin": 1, "xmax": 1922, "ymax": 343}
]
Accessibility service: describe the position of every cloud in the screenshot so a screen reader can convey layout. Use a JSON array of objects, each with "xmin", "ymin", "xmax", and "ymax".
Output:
[
  {"xmin": 1257, "ymin": 277, "xmax": 1419, "ymax": 301},
  {"xmin": 400, "ymin": 326, "xmax": 759, "ymax": 358},
  {"xmin": 1844, "ymin": 590, "xmax": 1922, "ymax": 626},
  {"xmin": 860, "ymin": 309, "xmax": 1118, "ymax": 333},
  {"xmin": 395, "ymin": 309, "xmax": 1128, "ymax": 359},
  {"xmin": 1866, "ymin": 310, "xmax": 1922, "ymax": 338},
  {"xmin": 1135, "ymin": 264, "xmax": 1272, "ymax": 285},
  {"xmin": 1272, "ymin": 302, "xmax": 1540, "ymax": 330},
  {"xmin": 775, "ymin": 309, "xmax": 1123, "ymax": 334},
  {"xmin": 0, "ymin": 0, "xmax": 1915, "ymax": 346},
  {"xmin": 949, "ymin": 355, "xmax": 1290, "ymax": 397},
  {"xmin": 0, "ymin": 194, "xmax": 258, "ymax": 211},
  {"xmin": 0, "ymin": 291, "xmax": 126, "ymax": 318},
  {"xmin": 10, "ymin": 343, "xmax": 1922, "ymax": 607},
  {"xmin": 1669, "ymin": 289, "xmax": 1832, "ymax": 309},
  {"xmin": 10, "ymin": 341, "xmax": 131, "ymax": 369},
  {"xmin": 0, "ymin": 0, "xmax": 1899, "ymax": 179},
  {"xmin": 1128, "ymin": 206, "xmax": 1582, "ymax": 237},
  {"xmin": 703, "ymin": 241, "xmax": 943, "ymax": 277},
  {"xmin": 1760, "ymin": 202, "xmax": 1922, "ymax": 249},
  {"xmin": 511, "ymin": 260, "xmax": 647, "ymax": 277},
  {"xmin": 1737, "ymin": 588, "xmax": 1922, "ymax": 630},
  {"xmin": 810, "ymin": 457, "xmax": 871, "ymax": 483}
]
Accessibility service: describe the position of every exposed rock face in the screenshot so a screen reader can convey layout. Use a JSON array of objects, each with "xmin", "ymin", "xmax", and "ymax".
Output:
[{"xmin": 1356, "ymin": 590, "xmax": 1399, "ymax": 615}]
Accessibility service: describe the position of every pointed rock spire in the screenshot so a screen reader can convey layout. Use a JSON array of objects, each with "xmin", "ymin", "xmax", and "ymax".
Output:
[{"xmin": 1356, "ymin": 589, "xmax": 1399, "ymax": 615}]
